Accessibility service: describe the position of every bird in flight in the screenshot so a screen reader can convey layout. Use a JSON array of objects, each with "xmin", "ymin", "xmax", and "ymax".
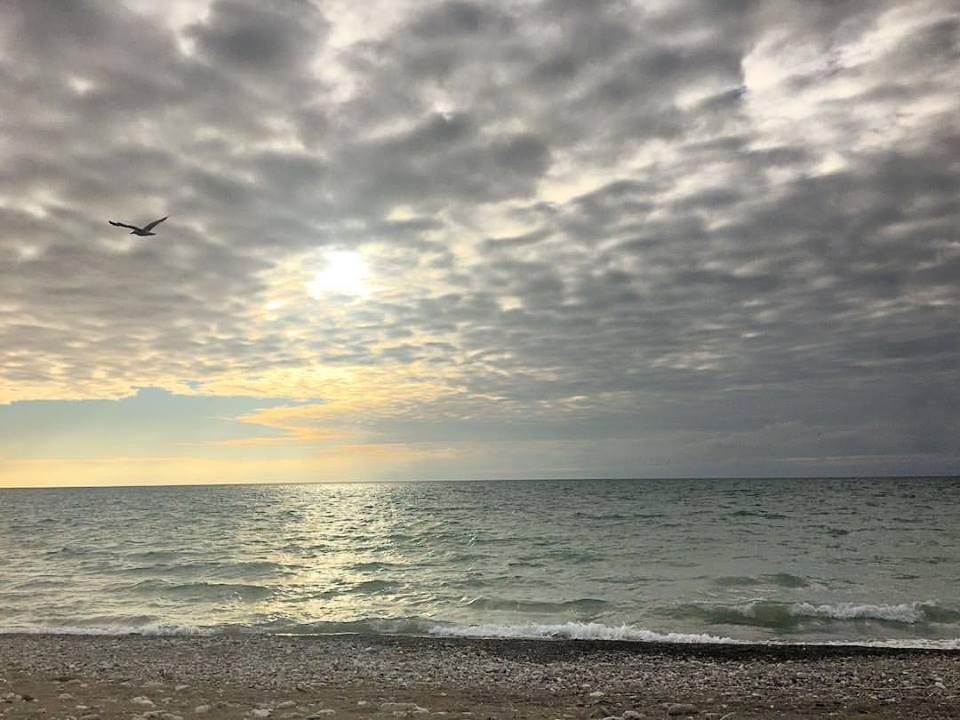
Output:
[{"xmin": 108, "ymin": 216, "xmax": 168, "ymax": 236}]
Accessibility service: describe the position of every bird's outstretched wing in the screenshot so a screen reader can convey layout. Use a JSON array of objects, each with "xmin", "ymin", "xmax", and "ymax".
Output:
[
  {"xmin": 109, "ymin": 220, "xmax": 139, "ymax": 230},
  {"xmin": 143, "ymin": 216, "xmax": 168, "ymax": 232}
]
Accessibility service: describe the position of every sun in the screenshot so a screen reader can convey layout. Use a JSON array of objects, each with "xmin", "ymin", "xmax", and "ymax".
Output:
[{"xmin": 306, "ymin": 250, "xmax": 369, "ymax": 298}]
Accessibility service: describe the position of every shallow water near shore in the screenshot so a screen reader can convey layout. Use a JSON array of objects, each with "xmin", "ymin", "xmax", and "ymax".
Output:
[{"xmin": 1, "ymin": 477, "xmax": 959, "ymax": 647}]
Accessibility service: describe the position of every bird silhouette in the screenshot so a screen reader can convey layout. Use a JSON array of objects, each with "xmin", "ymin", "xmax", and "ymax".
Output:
[{"xmin": 108, "ymin": 216, "xmax": 168, "ymax": 236}]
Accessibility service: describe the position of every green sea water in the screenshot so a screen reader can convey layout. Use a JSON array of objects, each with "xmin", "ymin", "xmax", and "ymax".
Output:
[{"xmin": 1, "ymin": 477, "xmax": 958, "ymax": 646}]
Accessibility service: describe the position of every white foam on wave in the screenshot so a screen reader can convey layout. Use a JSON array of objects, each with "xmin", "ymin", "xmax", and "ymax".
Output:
[
  {"xmin": 712, "ymin": 599, "xmax": 945, "ymax": 625},
  {"xmin": 423, "ymin": 621, "xmax": 738, "ymax": 644},
  {"xmin": 822, "ymin": 637, "xmax": 960, "ymax": 650},
  {"xmin": 0, "ymin": 623, "xmax": 217, "ymax": 636},
  {"xmin": 1, "ymin": 619, "xmax": 957, "ymax": 650},
  {"xmin": 423, "ymin": 621, "xmax": 960, "ymax": 649},
  {"xmin": 790, "ymin": 602, "xmax": 926, "ymax": 623}
]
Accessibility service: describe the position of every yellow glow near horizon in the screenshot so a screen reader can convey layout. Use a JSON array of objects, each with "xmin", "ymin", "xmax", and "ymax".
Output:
[
  {"xmin": 306, "ymin": 250, "xmax": 369, "ymax": 298},
  {"xmin": 0, "ymin": 448, "xmax": 441, "ymax": 488}
]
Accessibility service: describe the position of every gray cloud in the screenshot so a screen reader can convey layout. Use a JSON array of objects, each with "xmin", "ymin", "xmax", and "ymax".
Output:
[
  {"xmin": 189, "ymin": 0, "xmax": 328, "ymax": 72},
  {"xmin": 1, "ymin": 0, "xmax": 958, "ymax": 477}
]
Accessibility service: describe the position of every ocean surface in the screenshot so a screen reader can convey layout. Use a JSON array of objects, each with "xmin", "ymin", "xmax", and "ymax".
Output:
[{"xmin": 2, "ymin": 478, "xmax": 959, "ymax": 647}]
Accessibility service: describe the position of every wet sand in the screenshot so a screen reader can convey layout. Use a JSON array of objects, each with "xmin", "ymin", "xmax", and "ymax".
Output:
[{"xmin": 1, "ymin": 634, "xmax": 958, "ymax": 719}]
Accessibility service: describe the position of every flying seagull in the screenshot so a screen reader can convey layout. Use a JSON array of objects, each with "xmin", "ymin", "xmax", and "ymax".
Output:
[{"xmin": 108, "ymin": 216, "xmax": 168, "ymax": 236}]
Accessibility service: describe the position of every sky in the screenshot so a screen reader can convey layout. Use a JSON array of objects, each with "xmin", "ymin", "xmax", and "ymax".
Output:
[{"xmin": 1, "ymin": 0, "xmax": 958, "ymax": 487}]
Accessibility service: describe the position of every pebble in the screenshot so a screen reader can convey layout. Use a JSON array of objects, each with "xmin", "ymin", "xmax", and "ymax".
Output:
[
  {"xmin": 380, "ymin": 703, "xmax": 429, "ymax": 716},
  {"xmin": 0, "ymin": 634, "xmax": 957, "ymax": 720},
  {"xmin": 276, "ymin": 701, "xmax": 297, "ymax": 710},
  {"xmin": 663, "ymin": 704, "xmax": 698, "ymax": 717},
  {"xmin": 132, "ymin": 697, "xmax": 155, "ymax": 707},
  {"xmin": 175, "ymin": 686, "xmax": 190, "ymax": 693},
  {"xmin": 251, "ymin": 709, "xmax": 272, "ymax": 718},
  {"xmin": 59, "ymin": 694, "xmax": 75, "ymax": 701},
  {"xmin": 194, "ymin": 706, "xmax": 210, "ymax": 714},
  {"xmin": 307, "ymin": 711, "xmax": 335, "ymax": 718}
]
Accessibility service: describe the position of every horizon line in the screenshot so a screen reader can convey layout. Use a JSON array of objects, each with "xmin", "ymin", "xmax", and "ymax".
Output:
[{"xmin": 2, "ymin": 473, "xmax": 959, "ymax": 491}]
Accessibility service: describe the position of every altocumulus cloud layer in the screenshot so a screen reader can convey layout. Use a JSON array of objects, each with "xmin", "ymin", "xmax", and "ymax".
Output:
[{"xmin": 0, "ymin": 0, "xmax": 958, "ymax": 480}]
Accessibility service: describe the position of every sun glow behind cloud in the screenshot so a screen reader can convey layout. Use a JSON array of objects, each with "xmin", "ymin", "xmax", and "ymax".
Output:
[{"xmin": 307, "ymin": 250, "xmax": 370, "ymax": 298}]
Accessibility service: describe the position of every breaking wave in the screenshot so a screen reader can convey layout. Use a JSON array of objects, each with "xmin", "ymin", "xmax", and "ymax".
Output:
[
  {"xmin": 1, "ymin": 617, "xmax": 957, "ymax": 650},
  {"xmin": 670, "ymin": 600, "xmax": 960, "ymax": 629},
  {"xmin": 423, "ymin": 621, "xmax": 734, "ymax": 643}
]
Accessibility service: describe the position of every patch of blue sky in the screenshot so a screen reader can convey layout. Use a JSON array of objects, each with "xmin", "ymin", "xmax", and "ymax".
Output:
[{"xmin": 0, "ymin": 387, "xmax": 294, "ymax": 457}]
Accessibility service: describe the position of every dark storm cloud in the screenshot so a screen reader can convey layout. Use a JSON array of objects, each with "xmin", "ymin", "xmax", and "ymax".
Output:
[{"xmin": 1, "ymin": 0, "xmax": 958, "ymax": 476}]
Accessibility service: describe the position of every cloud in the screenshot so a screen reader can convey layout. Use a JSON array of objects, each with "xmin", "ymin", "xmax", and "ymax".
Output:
[
  {"xmin": 188, "ymin": 0, "xmax": 328, "ymax": 73},
  {"xmin": 1, "ymin": 0, "xmax": 958, "ymax": 481}
]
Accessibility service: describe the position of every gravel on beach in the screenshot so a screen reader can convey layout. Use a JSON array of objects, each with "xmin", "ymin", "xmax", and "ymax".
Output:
[{"xmin": 1, "ymin": 634, "xmax": 958, "ymax": 720}]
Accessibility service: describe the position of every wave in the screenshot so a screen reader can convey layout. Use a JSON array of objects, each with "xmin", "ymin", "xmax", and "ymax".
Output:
[
  {"xmin": 11, "ymin": 579, "xmax": 68, "ymax": 590},
  {"xmin": 112, "ymin": 560, "xmax": 291, "ymax": 580},
  {"xmin": 122, "ymin": 579, "xmax": 274, "ymax": 602},
  {"xmin": 0, "ymin": 617, "xmax": 957, "ymax": 649},
  {"xmin": 670, "ymin": 600, "xmax": 960, "ymax": 629},
  {"xmin": 0, "ymin": 617, "xmax": 730, "ymax": 644},
  {"xmin": 713, "ymin": 573, "xmax": 809, "ymax": 588},
  {"xmin": 346, "ymin": 561, "xmax": 405, "ymax": 572},
  {"xmin": 669, "ymin": 601, "xmax": 799, "ymax": 629},
  {"xmin": 462, "ymin": 597, "xmax": 610, "ymax": 613},
  {"xmin": 728, "ymin": 510, "xmax": 788, "ymax": 520},
  {"xmin": 43, "ymin": 546, "xmax": 98, "ymax": 559},
  {"xmin": 0, "ymin": 622, "xmax": 216, "ymax": 636},
  {"xmin": 348, "ymin": 579, "xmax": 401, "ymax": 593},
  {"xmin": 125, "ymin": 551, "xmax": 182, "ymax": 563},
  {"xmin": 792, "ymin": 602, "xmax": 960, "ymax": 624},
  {"xmin": 424, "ymin": 621, "xmax": 733, "ymax": 643}
]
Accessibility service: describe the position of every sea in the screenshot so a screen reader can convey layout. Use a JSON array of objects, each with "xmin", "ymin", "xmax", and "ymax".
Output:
[{"xmin": 1, "ymin": 477, "xmax": 959, "ymax": 648}]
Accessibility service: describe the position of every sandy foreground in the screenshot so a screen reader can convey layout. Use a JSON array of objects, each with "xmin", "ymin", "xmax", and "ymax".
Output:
[{"xmin": 1, "ymin": 635, "xmax": 958, "ymax": 720}]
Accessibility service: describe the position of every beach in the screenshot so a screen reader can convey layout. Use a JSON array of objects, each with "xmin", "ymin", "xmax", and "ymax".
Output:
[{"xmin": 1, "ymin": 635, "xmax": 958, "ymax": 720}]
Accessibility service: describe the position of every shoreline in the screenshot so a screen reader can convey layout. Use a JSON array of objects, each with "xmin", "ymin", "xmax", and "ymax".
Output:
[
  {"xmin": 4, "ymin": 631, "xmax": 960, "ymax": 660},
  {"xmin": 2, "ymin": 633, "xmax": 959, "ymax": 719}
]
